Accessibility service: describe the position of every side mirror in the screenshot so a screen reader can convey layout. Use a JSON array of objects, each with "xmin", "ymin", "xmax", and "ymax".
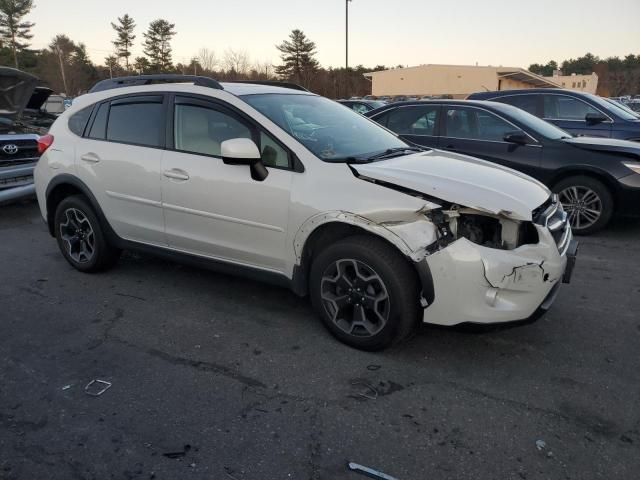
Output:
[
  {"xmin": 503, "ymin": 131, "xmax": 529, "ymax": 145},
  {"xmin": 585, "ymin": 112, "xmax": 607, "ymax": 125},
  {"xmin": 221, "ymin": 138, "xmax": 268, "ymax": 181}
]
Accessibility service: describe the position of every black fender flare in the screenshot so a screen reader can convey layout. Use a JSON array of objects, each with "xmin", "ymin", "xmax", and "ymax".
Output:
[{"xmin": 45, "ymin": 174, "xmax": 121, "ymax": 245}]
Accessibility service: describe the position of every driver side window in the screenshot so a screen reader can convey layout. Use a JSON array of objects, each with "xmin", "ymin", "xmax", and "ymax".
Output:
[{"xmin": 174, "ymin": 103, "xmax": 252, "ymax": 157}]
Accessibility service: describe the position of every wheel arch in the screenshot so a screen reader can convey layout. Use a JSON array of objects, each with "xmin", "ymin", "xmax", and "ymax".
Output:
[
  {"xmin": 45, "ymin": 174, "xmax": 119, "ymax": 243},
  {"xmin": 291, "ymin": 214, "xmax": 434, "ymax": 305},
  {"xmin": 547, "ymin": 167, "xmax": 619, "ymax": 206}
]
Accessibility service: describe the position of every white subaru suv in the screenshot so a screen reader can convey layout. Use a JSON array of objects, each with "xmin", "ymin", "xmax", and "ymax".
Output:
[{"xmin": 34, "ymin": 75, "xmax": 577, "ymax": 350}]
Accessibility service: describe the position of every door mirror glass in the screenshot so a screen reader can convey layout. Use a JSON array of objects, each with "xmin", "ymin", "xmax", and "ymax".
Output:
[
  {"xmin": 221, "ymin": 138, "xmax": 268, "ymax": 181},
  {"xmin": 503, "ymin": 131, "xmax": 529, "ymax": 145},
  {"xmin": 585, "ymin": 112, "xmax": 608, "ymax": 125}
]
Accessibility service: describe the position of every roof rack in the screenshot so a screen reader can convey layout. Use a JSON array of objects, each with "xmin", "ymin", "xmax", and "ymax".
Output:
[
  {"xmin": 225, "ymin": 80, "xmax": 309, "ymax": 92},
  {"xmin": 89, "ymin": 74, "xmax": 224, "ymax": 93}
]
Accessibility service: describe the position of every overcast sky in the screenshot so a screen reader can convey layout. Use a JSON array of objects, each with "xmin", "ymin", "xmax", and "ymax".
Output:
[{"xmin": 28, "ymin": 0, "xmax": 640, "ymax": 69}]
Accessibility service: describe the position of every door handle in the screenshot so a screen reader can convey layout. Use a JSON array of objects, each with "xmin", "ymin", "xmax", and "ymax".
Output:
[
  {"xmin": 80, "ymin": 152, "xmax": 100, "ymax": 163},
  {"xmin": 163, "ymin": 168, "xmax": 190, "ymax": 181}
]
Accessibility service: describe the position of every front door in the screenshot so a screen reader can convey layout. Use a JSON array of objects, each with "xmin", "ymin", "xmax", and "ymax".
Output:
[
  {"xmin": 161, "ymin": 95, "xmax": 293, "ymax": 272},
  {"xmin": 541, "ymin": 93, "xmax": 612, "ymax": 138},
  {"xmin": 439, "ymin": 105, "xmax": 542, "ymax": 178}
]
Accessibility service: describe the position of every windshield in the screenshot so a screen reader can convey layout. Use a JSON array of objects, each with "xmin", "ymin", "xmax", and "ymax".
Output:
[
  {"xmin": 497, "ymin": 103, "xmax": 573, "ymax": 140},
  {"xmin": 585, "ymin": 93, "xmax": 639, "ymax": 121},
  {"xmin": 241, "ymin": 93, "xmax": 410, "ymax": 161},
  {"xmin": 605, "ymin": 98, "xmax": 640, "ymax": 118}
]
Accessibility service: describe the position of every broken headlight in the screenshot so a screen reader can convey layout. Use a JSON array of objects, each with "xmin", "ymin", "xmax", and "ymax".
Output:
[{"xmin": 427, "ymin": 208, "xmax": 539, "ymax": 251}]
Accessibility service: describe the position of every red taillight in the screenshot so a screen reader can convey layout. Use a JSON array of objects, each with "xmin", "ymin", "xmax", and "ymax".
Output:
[{"xmin": 37, "ymin": 134, "xmax": 54, "ymax": 155}]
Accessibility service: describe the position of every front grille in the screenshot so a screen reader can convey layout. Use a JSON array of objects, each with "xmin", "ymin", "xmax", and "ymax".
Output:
[
  {"xmin": 0, "ymin": 138, "xmax": 39, "ymax": 164},
  {"xmin": 534, "ymin": 194, "xmax": 572, "ymax": 255}
]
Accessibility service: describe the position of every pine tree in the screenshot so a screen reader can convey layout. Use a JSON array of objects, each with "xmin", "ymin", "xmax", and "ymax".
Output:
[
  {"xmin": 0, "ymin": 0, "xmax": 35, "ymax": 68},
  {"xmin": 142, "ymin": 19, "xmax": 176, "ymax": 73},
  {"xmin": 275, "ymin": 29, "xmax": 319, "ymax": 87},
  {"xmin": 133, "ymin": 56, "xmax": 150, "ymax": 74},
  {"xmin": 111, "ymin": 13, "xmax": 136, "ymax": 70}
]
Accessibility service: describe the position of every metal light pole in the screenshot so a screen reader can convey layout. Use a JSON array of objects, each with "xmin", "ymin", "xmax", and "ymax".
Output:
[{"xmin": 346, "ymin": 0, "xmax": 352, "ymax": 70}]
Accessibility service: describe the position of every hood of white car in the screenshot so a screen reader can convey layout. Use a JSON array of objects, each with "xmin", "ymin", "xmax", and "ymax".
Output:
[{"xmin": 352, "ymin": 149, "xmax": 550, "ymax": 221}]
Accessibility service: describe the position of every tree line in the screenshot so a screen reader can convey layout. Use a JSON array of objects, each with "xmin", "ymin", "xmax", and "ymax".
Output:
[
  {"xmin": 529, "ymin": 53, "xmax": 640, "ymax": 96},
  {"xmin": 0, "ymin": 1, "xmax": 377, "ymax": 98},
  {"xmin": 2, "ymin": 1, "xmax": 636, "ymax": 98}
]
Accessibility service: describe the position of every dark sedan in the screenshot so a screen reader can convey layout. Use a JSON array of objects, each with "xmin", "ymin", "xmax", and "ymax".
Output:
[
  {"xmin": 467, "ymin": 89, "xmax": 640, "ymax": 141},
  {"xmin": 366, "ymin": 100, "xmax": 640, "ymax": 234}
]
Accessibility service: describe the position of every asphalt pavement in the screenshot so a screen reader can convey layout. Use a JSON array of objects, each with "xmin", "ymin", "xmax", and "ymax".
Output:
[{"xmin": 1, "ymin": 200, "xmax": 639, "ymax": 480}]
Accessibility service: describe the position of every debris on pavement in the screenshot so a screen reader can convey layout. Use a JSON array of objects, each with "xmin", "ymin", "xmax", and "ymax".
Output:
[
  {"xmin": 348, "ymin": 462, "xmax": 399, "ymax": 480},
  {"xmin": 84, "ymin": 379, "xmax": 112, "ymax": 396},
  {"xmin": 350, "ymin": 380, "xmax": 378, "ymax": 400},
  {"xmin": 61, "ymin": 384, "xmax": 72, "ymax": 391},
  {"xmin": 162, "ymin": 444, "xmax": 191, "ymax": 459},
  {"xmin": 536, "ymin": 439, "xmax": 547, "ymax": 451},
  {"xmin": 367, "ymin": 364, "xmax": 381, "ymax": 371}
]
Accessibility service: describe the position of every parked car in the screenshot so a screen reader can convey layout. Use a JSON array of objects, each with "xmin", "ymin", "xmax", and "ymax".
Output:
[
  {"xmin": 35, "ymin": 75, "xmax": 575, "ymax": 350},
  {"xmin": 605, "ymin": 98, "xmax": 640, "ymax": 118},
  {"xmin": 467, "ymin": 89, "xmax": 640, "ymax": 141},
  {"xmin": 366, "ymin": 99, "xmax": 640, "ymax": 233},
  {"xmin": 43, "ymin": 94, "xmax": 69, "ymax": 115},
  {"xmin": 626, "ymin": 101, "xmax": 640, "ymax": 113},
  {"xmin": 337, "ymin": 99, "xmax": 387, "ymax": 114},
  {"xmin": 0, "ymin": 67, "xmax": 55, "ymax": 204}
]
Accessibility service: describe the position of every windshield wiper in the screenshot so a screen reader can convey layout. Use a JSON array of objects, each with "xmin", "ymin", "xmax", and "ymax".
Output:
[{"xmin": 365, "ymin": 146, "xmax": 426, "ymax": 160}]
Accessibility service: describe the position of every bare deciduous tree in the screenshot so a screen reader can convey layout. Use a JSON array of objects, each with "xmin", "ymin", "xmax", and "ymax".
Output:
[
  {"xmin": 223, "ymin": 48, "xmax": 250, "ymax": 75},
  {"xmin": 197, "ymin": 47, "xmax": 218, "ymax": 72}
]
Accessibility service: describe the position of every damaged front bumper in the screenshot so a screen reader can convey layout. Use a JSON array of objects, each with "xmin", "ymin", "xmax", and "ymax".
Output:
[{"xmin": 421, "ymin": 225, "xmax": 576, "ymax": 326}]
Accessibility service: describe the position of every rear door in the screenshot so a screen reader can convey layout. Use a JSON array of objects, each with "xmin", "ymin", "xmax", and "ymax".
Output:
[
  {"xmin": 75, "ymin": 94, "xmax": 166, "ymax": 245},
  {"xmin": 541, "ymin": 93, "xmax": 612, "ymax": 137},
  {"xmin": 372, "ymin": 104, "xmax": 440, "ymax": 148},
  {"xmin": 439, "ymin": 105, "xmax": 542, "ymax": 177}
]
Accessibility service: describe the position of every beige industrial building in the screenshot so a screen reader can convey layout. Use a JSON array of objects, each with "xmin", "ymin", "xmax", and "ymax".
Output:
[
  {"xmin": 364, "ymin": 64, "xmax": 561, "ymax": 98},
  {"xmin": 544, "ymin": 72, "xmax": 599, "ymax": 94}
]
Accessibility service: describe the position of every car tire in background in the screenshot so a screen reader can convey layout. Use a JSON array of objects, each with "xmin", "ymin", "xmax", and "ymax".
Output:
[
  {"xmin": 54, "ymin": 195, "xmax": 121, "ymax": 272},
  {"xmin": 553, "ymin": 175, "xmax": 614, "ymax": 235},
  {"xmin": 309, "ymin": 235, "xmax": 420, "ymax": 351}
]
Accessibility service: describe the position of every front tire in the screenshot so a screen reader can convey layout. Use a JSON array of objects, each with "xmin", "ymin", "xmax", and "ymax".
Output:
[
  {"xmin": 54, "ymin": 195, "xmax": 120, "ymax": 272},
  {"xmin": 309, "ymin": 235, "xmax": 420, "ymax": 351},
  {"xmin": 553, "ymin": 175, "xmax": 613, "ymax": 235}
]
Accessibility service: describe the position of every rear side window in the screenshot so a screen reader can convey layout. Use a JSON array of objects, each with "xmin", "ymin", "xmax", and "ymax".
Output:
[
  {"xmin": 387, "ymin": 106, "xmax": 438, "ymax": 136},
  {"xmin": 493, "ymin": 94, "xmax": 539, "ymax": 116},
  {"xmin": 68, "ymin": 106, "xmax": 93, "ymax": 136},
  {"xmin": 106, "ymin": 96, "xmax": 164, "ymax": 147}
]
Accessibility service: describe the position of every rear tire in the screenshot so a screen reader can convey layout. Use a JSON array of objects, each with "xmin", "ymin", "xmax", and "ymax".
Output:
[
  {"xmin": 553, "ymin": 175, "xmax": 613, "ymax": 235},
  {"xmin": 309, "ymin": 235, "xmax": 420, "ymax": 351},
  {"xmin": 54, "ymin": 195, "xmax": 120, "ymax": 272}
]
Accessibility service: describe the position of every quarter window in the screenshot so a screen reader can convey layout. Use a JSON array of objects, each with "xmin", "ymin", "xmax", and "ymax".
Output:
[
  {"xmin": 68, "ymin": 105, "xmax": 93, "ymax": 136},
  {"xmin": 107, "ymin": 97, "xmax": 164, "ymax": 147},
  {"xmin": 543, "ymin": 95, "xmax": 600, "ymax": 120},
  {"xmin": 260, "ymin": 132, "xmax": 290, "ymax": 168},
  {"xmin": 88, "ymin": 103, "xmax": 109, "ymax": 140},
  {"xmin": 174, "ymin": 103, "xmax": 252, "ymax": 157},
  {"xmin": 493, "ymin": 94, "xmax": 539, "ymax": 116}
]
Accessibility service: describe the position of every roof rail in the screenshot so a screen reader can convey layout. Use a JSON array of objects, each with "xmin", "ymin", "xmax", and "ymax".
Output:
[
  {"xmin": 225, "ymin": 80, "xmax": 309, "ymax": 92},
  {"xmin": 89, "ymin": 74, "xmax": 224, "ymax": 93}
]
